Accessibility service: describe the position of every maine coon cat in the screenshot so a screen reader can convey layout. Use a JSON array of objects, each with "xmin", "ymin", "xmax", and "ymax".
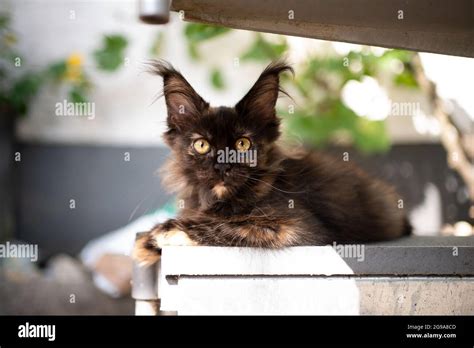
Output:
[{"xmin": 133, "ymin": 60, "xmax": 411, "ymax": 265}]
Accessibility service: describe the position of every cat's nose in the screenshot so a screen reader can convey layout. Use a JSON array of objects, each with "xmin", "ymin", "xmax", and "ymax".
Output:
[{"xmin": 214, "ymin": 163, "xmax": 231, "ymax": 175}]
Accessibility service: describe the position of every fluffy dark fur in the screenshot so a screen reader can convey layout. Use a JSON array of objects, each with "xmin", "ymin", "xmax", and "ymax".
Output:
[{"xmin": 133, "ymin": 60, "xmax": 411, "ymax": 265}]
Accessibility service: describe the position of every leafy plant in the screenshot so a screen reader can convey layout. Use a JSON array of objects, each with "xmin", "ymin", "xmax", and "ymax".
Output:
[
  {"xmin": 0, "ymin": 11, "xmax": 127, "ymax": 118},
  {"xmin": 278, "ymin": 48, "xmax": 419, "ymax": 153},
  {"xmin": 4, "ymin": 73, "xmax": 43, "ymax": 116},
  {"xmin": 94, "ymin": 35, "xmax": 128, "ymax": 71},
  {"xmin": 210, "ymin": 68, "xmax": 225, "ymax": 90},
  {"xmin": 0, "ymin": 13, "xmax": 40, "ymax": 118}
]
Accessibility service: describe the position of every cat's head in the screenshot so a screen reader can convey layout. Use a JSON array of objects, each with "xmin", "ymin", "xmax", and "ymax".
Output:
[{"xmin": 150, "ymin": 60, "xmax": 293, "ymax": 208}]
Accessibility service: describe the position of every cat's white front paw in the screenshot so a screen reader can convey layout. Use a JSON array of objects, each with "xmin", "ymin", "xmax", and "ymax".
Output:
[
  {"xmin": 153, "ymin": 228, "xmax": 197, "ymax": 248},
  {"xmin": 132, "ymin": 227, "xmax": 197, "ymax": 267}
]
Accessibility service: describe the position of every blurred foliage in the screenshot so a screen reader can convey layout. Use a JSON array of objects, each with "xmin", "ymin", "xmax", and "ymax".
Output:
[
  {"xmin": 0, "ymin": 11, "xmax": 127, "ymax": 118},
  {"xmin": 210, "ymin": 68, "xmax": 225, "ymax": 90},
  {"xmin": 241, "ymin": 33, "xmax": 288, "ymax": 61},
  {"xmin": 184, "ymin": 23, "xmax": 230, "ymax": 60},
  {"xmin": 5, "ymin": 73, "xmax": 42, "ymax": 116},
  {"xmin": 280, "ymin": 49, "xmax": 419, "ymax": 153},
  {"xmin": 94, "ymin": 35, "xmax": 128, "ymax": 71},
  {"xmin": 150, "ymin": 31, "xmax": 165, "ymax": 56},
  {"xmin": 0, "ymin": 12, "xmax": 39, "ymax": 118},
  {"xmin": 183, "ymin": 23, "xmax": 419, "ymax": 154}
]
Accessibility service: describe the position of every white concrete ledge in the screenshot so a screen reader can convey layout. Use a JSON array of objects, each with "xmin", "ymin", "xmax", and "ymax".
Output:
[
  {"xmin": 132, "ymin": 236, "xmax": 474, "ymax": 315},
  {"xmin": 159, "ymin": 246, "xmax": 360, "ymax": 314}
]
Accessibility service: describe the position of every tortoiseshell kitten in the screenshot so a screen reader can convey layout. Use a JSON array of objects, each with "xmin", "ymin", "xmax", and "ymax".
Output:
[{"xmin": 133, "ymin": 60, "xmax": 411, "ymax": 265}]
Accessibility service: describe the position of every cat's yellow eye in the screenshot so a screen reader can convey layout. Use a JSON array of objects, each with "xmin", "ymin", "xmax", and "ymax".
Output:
[
  {"xmin": 193, "ymin": 138, "xmax": 211, "ymax": 154},
  {"xmin": 235, "ymin": 137, "xmax": 251, "ymax": 152}
]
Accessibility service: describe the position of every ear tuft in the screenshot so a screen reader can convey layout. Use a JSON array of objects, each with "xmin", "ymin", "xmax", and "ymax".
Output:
[
  {"xmin": 147, "ymin": 59, "xmax": 209, "ymax": 131},
  {"xmin": 235, "ymin": 60, "xmax": 293, "ymax": 122}
]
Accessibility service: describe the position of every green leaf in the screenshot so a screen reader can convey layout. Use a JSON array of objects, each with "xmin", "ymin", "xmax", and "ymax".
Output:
[
  {"xmin": 187, "ymin": 42, "xmax": 200, "ymax": 60},
  {"xmin": 69, "ymin": 86, "xmax": 88, "ymax": 104},
  {"xmin": 381, "ymin": 49, "xmax": 415, "ymax": 63},
  {"xmin": 94, "ymin": 34, "xmax": 128, "ymax": 71},
  {"xmin": 210, "ymin": 68, "xmax": 225, "ymax": 90},
  {"xmin": 8, "ymin": 73, "xmax": 43, "ymax": 116},
  {"xmin": 104, "ymin": 35, "xmax": 127, "ymax": 51},
  {"xmin": 393, "ymin": 69, "xmax": 418, "ymax": 88},
  {"xmin": 240, "ymin": 34, "xmax": 288, "ymax": 62},
  {"xmin": 0, "ymin": 13, "xmax": 10, "ymax": 29},
  {"xmin": 184, "ymin": 23, "xmax": 230, "ymax": 43},
  {"xmin": 353, "ymin": 118, "xmax": 391, "ymax": 153},
  {"xmin": 94, "ymin": 51, "xmax": 123, "ymax": 71},
  {"xmin": 47, "ymin": 61, "xmax": 67, "ymax": 80}
]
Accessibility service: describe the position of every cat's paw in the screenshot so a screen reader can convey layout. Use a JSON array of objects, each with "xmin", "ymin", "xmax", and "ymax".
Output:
[
  {"xmin": 154, "ymin": 228, "xmax": 197, "ymax": 248},
  {"xmin": 132, "ymin": 222, "xmax": 197, "ymax": 267},
  {"xmin": 132, "ymin": 232, "xmax": 161, "ymax": 267}
]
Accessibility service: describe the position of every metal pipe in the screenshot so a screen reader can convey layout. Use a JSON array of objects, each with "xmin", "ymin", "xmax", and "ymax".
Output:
[{"xmin": 138, "ymin": 0, "xmax": 171, "ymax": 24}]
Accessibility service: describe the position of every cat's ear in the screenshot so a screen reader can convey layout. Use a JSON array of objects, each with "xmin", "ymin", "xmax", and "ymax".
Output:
[
  {"xmin": 235, "ymin": 60, "xmax": 293, "ymax": 123},
  {"xmin": 149, "ymin": 60, "xmax": 208, "ymax": 131}
]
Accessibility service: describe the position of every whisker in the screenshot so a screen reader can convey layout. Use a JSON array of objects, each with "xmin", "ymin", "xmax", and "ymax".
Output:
[{"xmin": 235, "ymin": 173, "xmax": 306, "ymax": 194}]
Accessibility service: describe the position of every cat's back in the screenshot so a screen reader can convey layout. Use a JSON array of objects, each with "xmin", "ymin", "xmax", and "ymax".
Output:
[
  {"xmin": 278, "ymin": 148, "xmax": 369, "ymax": 190},
  {"xmin": 277, "ymin": 148, "xmax": 408, "ymax": 242}
]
